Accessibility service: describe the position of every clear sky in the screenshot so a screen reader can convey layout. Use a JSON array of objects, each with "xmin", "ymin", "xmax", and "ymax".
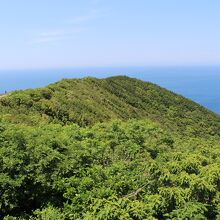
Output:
[{"xmin": 0, "ymin": 0, "xmax": 220, "ymax": 69}]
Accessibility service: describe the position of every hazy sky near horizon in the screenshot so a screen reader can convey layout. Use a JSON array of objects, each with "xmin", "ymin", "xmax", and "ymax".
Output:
[{"xmin": 0, "ymin": 0, "xmax": 220, "ymax": 69}]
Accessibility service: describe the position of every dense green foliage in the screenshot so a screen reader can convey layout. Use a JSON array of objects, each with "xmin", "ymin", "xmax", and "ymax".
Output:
[
  {"xmin": 1, "ymin": 76, "xmax": 220, "ymax": 136},
  {"xmin": 1, "ymin": 76, "xmax": 220, "ymax": 219}
]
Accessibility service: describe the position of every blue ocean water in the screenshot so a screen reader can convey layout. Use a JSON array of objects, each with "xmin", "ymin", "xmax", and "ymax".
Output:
[{"xmin": 0, "ymin": 66, "xmax": 220, "ymax": 114}]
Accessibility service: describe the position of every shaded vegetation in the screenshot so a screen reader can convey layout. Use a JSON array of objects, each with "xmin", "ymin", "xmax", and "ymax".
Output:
[{"xmin": 1, "ymin": 76, "xmax": 220, "ymax": 219}]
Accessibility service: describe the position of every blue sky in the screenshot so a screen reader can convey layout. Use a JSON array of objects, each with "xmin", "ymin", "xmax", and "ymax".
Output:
[{"xmin": 0, "ymin": 0, "xmax": 220, "ymax": 69}]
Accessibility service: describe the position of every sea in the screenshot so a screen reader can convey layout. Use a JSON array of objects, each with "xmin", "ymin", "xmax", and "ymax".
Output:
[{"xmin": 0, "ymin": 66, "xmax": 220, "ymax": 114}]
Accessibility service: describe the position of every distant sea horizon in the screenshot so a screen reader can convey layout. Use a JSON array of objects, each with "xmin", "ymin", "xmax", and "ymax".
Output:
[{"xmin": 1, "ymin": 66, "xmax": 220, "ymax": 114}]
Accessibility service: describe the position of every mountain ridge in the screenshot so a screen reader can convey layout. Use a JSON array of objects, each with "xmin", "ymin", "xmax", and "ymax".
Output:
[
  {"xmin": 0, "ymin": 75, "xmax": 219, "ymax": 137},
  {"xmin": 2, "ymin": 76, "xmax": 220, "ymax": 219}
]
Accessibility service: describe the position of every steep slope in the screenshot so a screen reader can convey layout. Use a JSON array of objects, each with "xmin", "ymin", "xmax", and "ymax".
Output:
[{"xmin": 0, "ymin": 76, "xmax": 220, "ymax": 136}]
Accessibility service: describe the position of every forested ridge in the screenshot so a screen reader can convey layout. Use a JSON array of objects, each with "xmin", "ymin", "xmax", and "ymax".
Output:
[
  {"xmin": 1, "ymin": 76, "xmax": 220, "ymax": 219},
  {"xmin": 1, "ymin": 76, "xmax": 220, "ymax": 136}
]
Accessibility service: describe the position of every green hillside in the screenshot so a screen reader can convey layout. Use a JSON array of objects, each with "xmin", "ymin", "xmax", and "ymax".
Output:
[
  {"xmin": 0, "ymin": 76, "xmax": 220, "ymax": 137},
  {"xmin": 1, "ymin": 76, "xmax": 220, "ymax": 219}
]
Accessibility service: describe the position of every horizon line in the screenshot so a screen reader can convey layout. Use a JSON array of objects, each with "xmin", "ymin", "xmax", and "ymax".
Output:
[{"xmin": 1, "ymin": 64, "xmax": 220, "ymax": 72}]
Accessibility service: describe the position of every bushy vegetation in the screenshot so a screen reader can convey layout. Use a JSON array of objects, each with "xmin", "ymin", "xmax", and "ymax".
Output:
[
  {"xmin": 1, "ymin": 76, "xmax": 220, "ymax": 219},
  {"xmin": 1, "ymin": 76, "xmax": 219, "ymax": 136},
  {"xmin": 1, "ymin": 120, "xmax": 220, "ymax": 219}
]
